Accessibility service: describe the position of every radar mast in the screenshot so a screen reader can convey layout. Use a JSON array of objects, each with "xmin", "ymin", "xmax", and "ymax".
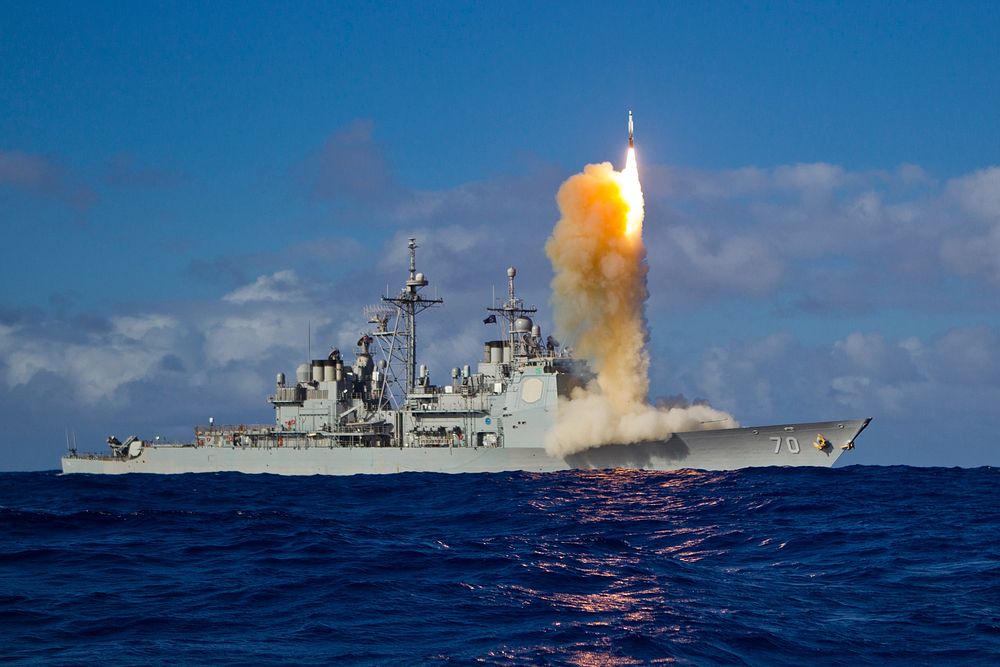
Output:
[
  {"xmin": 487, "ymin": 266, "xmax": 537, "ymax": 358},
  {"xmin": 370, "ymin": 238, "xmax": 442, "ymax": 406}
]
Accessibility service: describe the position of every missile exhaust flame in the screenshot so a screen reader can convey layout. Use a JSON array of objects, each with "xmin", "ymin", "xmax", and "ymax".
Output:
[
  {"xmin": 543, "ymin": 112, "xmax": 737, "ymax": 457},
  {"xmin": 621, "ymin": 145, "xmax": 643, "ymax": 237}
]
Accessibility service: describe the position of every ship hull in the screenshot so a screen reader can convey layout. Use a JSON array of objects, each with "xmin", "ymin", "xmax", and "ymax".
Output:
[{"xmin": 61, "ymin": 419, "xmax": 870, "ymax": 475}]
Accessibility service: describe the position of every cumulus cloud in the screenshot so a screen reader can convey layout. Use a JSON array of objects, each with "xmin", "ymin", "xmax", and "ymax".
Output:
[
  {"xmin": 0, "ymin": 313, "xmax": 185, "ymax": 403},
  {"xmin": 940, "ymin": 170, "xmax": 1000, "ymax": 285},
  {"xmin": 203, "ymin": 313, "xmax": 316, "ymax": 367},
  {"xmin": 686, "ymin": 326, "xmax": 1000, "ymax": 427},
  {"xmin": 649, "ymin": 226, "xmax": 782, "ymax": 296},
  {"xmin": 833, "ymin": 332, "xmax": 921, "ymax": 381},
  {"xmin": 945, "ymin": 167, "xmax": 1000, "ymax": 221},
  {"xmin": 940, "ymin": 228, "xmax": 1000, "ymax": 286},
  {"xmin": 223, "ymin": 270, "xmax": 307, "ymax": 304},
  {"xmin": 639, "ymin": 159, "xmax": 1000, "ymax": 308},
  {"xmin": 772, "ymin": 162, "xmax": 847, "ymax": 193},
  {"xmin": 931, "ymin": 326, "xmax": 1000, "ymax": 385}
]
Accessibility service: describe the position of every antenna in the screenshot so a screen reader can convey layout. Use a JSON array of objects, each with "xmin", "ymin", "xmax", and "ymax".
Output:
[
  {"xmin": 308, "ymin": 320, "xmax": 312, "ymax": 361},
  {"xmin": 486, "ymin": 265, "xmax": 537, "ymax": 358},
  {"xmin": 378, "ymin": 237, "xmax": 443, "ymax": 398}
]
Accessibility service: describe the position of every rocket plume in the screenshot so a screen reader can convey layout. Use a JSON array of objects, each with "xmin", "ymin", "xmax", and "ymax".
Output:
[{"xmin": 544, "ymin": 123, "xmax": 737, "ymax": 457}]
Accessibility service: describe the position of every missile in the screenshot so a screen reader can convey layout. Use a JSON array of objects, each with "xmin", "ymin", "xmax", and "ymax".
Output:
[{"xmin": 628, "ymin": 110, "xmax": 634, "ymax": 147}]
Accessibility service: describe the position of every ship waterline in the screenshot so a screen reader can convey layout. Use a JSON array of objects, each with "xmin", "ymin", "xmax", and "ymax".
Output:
[{"xmin": 62, "ymin": 419, "xmax": 870, "ymax": 475}]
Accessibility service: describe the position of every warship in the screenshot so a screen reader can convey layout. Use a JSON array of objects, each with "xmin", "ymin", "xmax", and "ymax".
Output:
[{"xmin": 61, "ymin": 239, "xmax": 870, "ymax": 475}]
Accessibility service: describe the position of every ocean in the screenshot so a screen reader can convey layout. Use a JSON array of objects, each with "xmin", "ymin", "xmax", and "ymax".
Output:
[{"xmin": 2, "ymin": 467, "xmax": 998, "ymax": 665}]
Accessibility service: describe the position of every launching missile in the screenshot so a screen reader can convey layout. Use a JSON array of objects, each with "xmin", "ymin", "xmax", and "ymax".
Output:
[{"xmin": 628, "ymin": 110, "xmax": 634, "ymax": 148}]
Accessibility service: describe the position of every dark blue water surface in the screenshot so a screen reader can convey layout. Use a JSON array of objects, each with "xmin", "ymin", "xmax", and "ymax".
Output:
[{"xmin": 2, "ymin": 467, "xmax": 999, "ymax": 665}]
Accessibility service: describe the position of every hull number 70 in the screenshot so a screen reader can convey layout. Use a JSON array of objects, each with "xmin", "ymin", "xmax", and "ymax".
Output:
[{"xmin": 771, "ymin": 436, "xmax": 800, "ymax": 454}]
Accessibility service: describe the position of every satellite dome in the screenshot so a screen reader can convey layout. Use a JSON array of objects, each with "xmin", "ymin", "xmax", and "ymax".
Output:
[
  {"xmin": 513, "ymin": 316, "xmax": 533, "ymax": 333},
  {"xmin": 507, "ymin": 266, "xmax": 517, "ymax": 278},
  {"xmin": 296, "ymin": 363, "xmax": 310, "ymax": 383}
]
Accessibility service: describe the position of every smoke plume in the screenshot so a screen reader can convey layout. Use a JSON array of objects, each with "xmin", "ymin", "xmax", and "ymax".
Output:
[{"xmin": 544, "ymin": 155, "xmax": 737, "ymax": 457}]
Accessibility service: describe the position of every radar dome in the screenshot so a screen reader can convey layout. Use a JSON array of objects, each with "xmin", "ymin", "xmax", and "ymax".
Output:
[
  {"xmin": 295, "ymin": 363, "xmax": 310, "ymax": 384},
  {"xmin": 513, "ymin": 316, "xmax": 533, "ymax": 333},
  {"xmin": 507, "ymin": 266, "xmax": 517, "ymax": 278}
]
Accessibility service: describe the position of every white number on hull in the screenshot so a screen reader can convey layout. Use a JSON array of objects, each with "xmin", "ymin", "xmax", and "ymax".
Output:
[{"xmin": 771, "ymin": 436, "xmax": 801, "ymax": 454}]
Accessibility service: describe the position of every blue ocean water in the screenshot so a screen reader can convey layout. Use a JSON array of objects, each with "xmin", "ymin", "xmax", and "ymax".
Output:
[{"xmin": 1, "ymin": 467, "xmax": 998, "ymax": 665}]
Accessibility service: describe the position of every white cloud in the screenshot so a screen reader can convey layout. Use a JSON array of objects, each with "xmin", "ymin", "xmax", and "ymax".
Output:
[
  {"xmin": 639, "ymin": 160, "xmax": 1000, "ymax": 303},
  {"xmin": 830, "ymin": 375, "xmax": 872, "ymax": 409},
  {"xmin": 203, "ymin": 313, "xmax": 317, "ymax": 367},
  {"xmin": 651, "ymin": 226, "xmax": 783, "ymax": 296},
  {"xmin": 941, "ymin": 224, "xmax": 1000, "ymax": 286},
  {"xmin": 687, "ymin": 326, "xmax": 1000, "ymax": 427},
  {"xmin": 834, "ymin": 332, "xmax": 888, "ymax": 372},
  {"xmin": 946, "ymin": 167, "xmax": 1000, "ymax": 221},
  {"xmin": 223, "ymin": 270, "xmax": 306, "ymax": 304},
  {"xmin": 113, "ymin": 314, "xmax": 180, "ymax": 340},
  {"xmin": 932, "ymin": 326, "xmax": 1000, "ymax": 385},
  {"xmin": 0, "ymin": 313, "xmax": 187, "ymax": 403},
  {"xmin": 772, "ymin": 162, "xmax": 846, "ymax": 192}
]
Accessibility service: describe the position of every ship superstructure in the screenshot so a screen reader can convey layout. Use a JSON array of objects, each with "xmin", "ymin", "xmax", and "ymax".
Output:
[
  {"xmin": 62, "ymin": 239, "xmax": 870, "ymax": 475},
  {"xmin": 206, "ymin": 238, "xmax": 584, "ymax": 451}
]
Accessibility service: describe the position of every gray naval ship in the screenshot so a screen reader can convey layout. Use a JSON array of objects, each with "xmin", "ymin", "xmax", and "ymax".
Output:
[{"xmin": 62, "ymin": 239, "xmax": 870, "ymax": 475}]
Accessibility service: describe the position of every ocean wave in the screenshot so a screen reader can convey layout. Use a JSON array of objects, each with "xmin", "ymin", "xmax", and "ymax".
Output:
[{"xmin": 1, "ymin": 467, "xmax": 998, "ymax": 664}]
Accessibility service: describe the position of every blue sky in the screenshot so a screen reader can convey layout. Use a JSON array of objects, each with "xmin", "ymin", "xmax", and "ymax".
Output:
[{"xmin": 2, "ymin": 1, "xmax": 1000, "ymax": 469}]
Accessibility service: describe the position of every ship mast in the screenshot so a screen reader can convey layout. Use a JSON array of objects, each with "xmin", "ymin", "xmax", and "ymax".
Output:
[
  {"xmin": 486, "ymin": 266, "xmax": 537, "ymax": 357},
  {"xmin": 378, "ymin": 238, "xmax": 442, "ymax": 398}
]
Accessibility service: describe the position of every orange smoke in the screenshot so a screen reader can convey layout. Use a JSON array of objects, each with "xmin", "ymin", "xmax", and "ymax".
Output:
[{"xmin": 544, "ymin": 147, "xmax": 736, "ymax": 457}]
